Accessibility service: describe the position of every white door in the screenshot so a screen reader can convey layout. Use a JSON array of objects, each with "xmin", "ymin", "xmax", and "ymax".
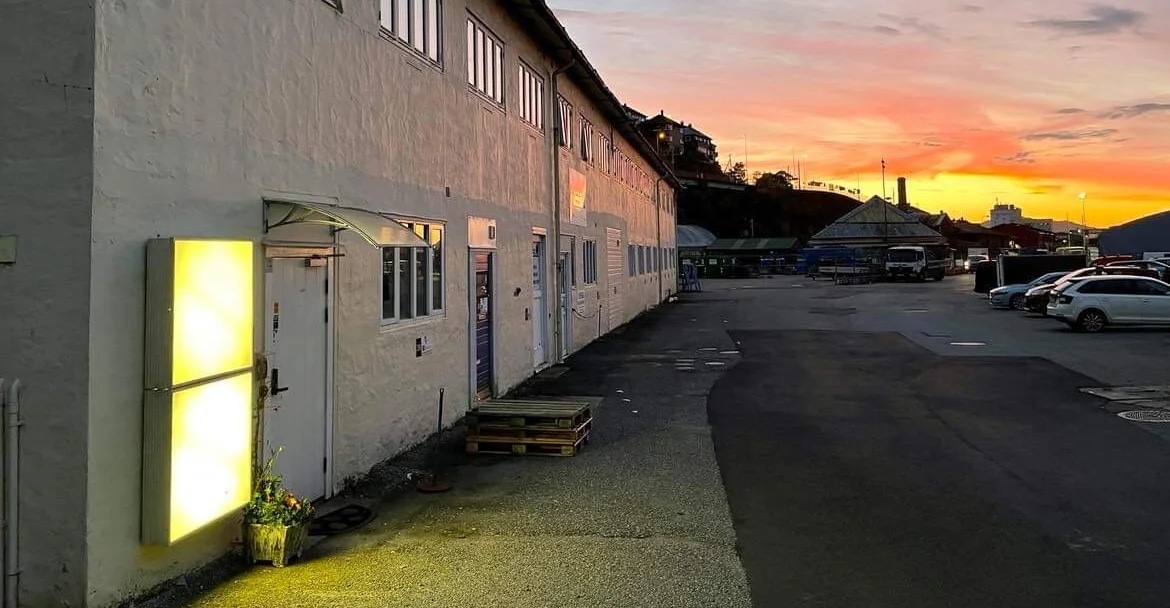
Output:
[
  {"xmin": 532, "ymin": 235, "xmax": 548, "ymax": 367},
  {"xmin": 264, "ymin": 257, "xmax": 330, "ymax": 500},
  {"xmin": 606, "ymin": 228, "xmax": 624, "ymax": 330},
  {"xmin": 558, "ymin": 251, "xmax": 572, "ymax": 358}
]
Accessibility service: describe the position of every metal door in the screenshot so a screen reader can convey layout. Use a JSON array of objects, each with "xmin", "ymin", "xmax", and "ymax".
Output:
[
  {"xmin": 474, "ymin": 252, "xmax": 494, "ymax": 400},
  {"xmin": 606, "ymin": 228, "xmax": 624, "ymax": 330},
  {"xmin": 264, "ymin": 257, "xmax": 329, "ymax": 500},
  {"xmin": 532, "ymin": 235, "xmax": 548, "ymax": 368}
]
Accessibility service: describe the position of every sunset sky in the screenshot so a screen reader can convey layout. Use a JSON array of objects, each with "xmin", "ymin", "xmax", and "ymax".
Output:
[{"xmin": 549, "ymin": 1, "xmax": 1170, "ymax": 228}]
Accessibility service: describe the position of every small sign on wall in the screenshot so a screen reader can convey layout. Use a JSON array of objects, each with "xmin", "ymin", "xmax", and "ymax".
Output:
[{"xmin": 416, "ymin": 335, "xmax": 433, "ymax": 357}]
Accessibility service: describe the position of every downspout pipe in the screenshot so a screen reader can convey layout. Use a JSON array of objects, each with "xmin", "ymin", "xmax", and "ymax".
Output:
[
  {"xmin": 4, "ymin": 379, "xmax": 21, "ymax": 608},
  {"xmin": 654, "ymin": 177, "xmax": 669, "ymax": 302},
  {"xmin": 549, "ymin": 58, "xmax": 575, "ymax": 363}
]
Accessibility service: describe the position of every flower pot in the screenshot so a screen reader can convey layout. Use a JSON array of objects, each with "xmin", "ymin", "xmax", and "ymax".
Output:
[{"xmin": 245, "ymin": 522, "xmax": 309, "ymax": 567}]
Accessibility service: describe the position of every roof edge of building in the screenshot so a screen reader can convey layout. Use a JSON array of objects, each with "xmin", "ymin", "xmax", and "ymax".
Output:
[{"xmin": 506, "ymin": 0, "xmax": 681, "ymax": 189}]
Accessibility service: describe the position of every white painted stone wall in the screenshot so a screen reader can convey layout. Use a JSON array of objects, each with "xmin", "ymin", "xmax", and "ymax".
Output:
[
  {"xmin": 83, "ymin": 0, "xmax": 676, "ymax": 604},
  {"xmin": 0, "ymin": 1, "xmax": 95, "ymax": 605}
]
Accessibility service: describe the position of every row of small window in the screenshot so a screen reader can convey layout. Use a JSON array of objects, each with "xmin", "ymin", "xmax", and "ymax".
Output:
[
  {"xmin": 377, "ymin": 228, "xmax": 678, "ymax": 326},
  {"xmin": 572, "ymin": 239, "xmax": 677, "ymax": 287},
  {"xmin": 381, "ymin": 222, "xmax": 444, "ymax": 324},
  {"xmin": 558, "ymin": 98, "xmax": 653, "ymax": 197},
  {"xmin": 627, "ymin": 245, "xmax": 677, "ymax": 277},
  {"xmin": 378, "ymin": 1, "xmax": 544, "ymax": 130}
]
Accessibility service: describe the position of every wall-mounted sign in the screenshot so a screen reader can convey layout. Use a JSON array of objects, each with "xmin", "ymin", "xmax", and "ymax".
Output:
[
  {"xmin": 468, "ymin": 216, "xmax": 497, "ymax": 249},
  {"xmin": 569, "ymin": 169, "xmax": 587, "ymax": 227},
  {"xmin": 142, "ymin": 239, "xmax": 255, "ymax": 545},
  {"xmin": 416, "ymin": 335, "xmax": 433, "ymax": 357}
]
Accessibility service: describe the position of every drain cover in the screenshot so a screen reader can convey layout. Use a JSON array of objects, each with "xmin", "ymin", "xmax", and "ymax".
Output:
[{"xmin": 1118, "ymin": 410, "xmax": 1170, "ymax": 423}]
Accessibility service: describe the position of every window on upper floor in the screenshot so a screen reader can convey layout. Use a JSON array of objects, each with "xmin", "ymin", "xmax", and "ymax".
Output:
[
  {"xmin": 380, "ymin": 0, "xmax": 442, "ymax": 64},
  {"xmin": 518, "ymin": 61, "xmax": 544, "ymax": 130},
  {"xmin": 467, "ymin": 16, "xmax": 504, "ymax": 105},
  {"xmin": 381, "ymin": 222, "xmax": 445, "ymax": 324},
  {"xmin": 579, "ymin": 117, "xmax": 594, "ymax": 162},
  {"xmin": 557, "ymin": 96, "xmax": 573, "ymax": 148},
  {"xmin": 638, "ymin": 245, "xmax": 645, "ymax": 275},
  {"xmin": 628, "ymin": 245, "xmax": 636, "ymax": 277}
]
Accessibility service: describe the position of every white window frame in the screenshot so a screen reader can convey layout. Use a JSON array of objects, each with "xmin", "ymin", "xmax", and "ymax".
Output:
[
  {"xmin": 518, "ymin": 61, "xmax": 544, "ymax": 130},
  {"xmin": 579, "ymin": 117, "xmax": 593, "ymax": 162},
  {"xmin": 467, "ymin": 16, "xmax": 504, "ymax": 105},
  {"xmin": 557, "ymin": 96, "xmax": 573, "ymax": 148},
  {"xmin": 583, "ymin": 240, "xmax": 598, "ymax": 284},
  {"xmin": 627, "ymin": 244, "xmax": 636, "ymax": 277},
  {"xmin": 380, "ymin": 0, "xmax": 443, "ymax": 64},
  {"xmin": 380, "ymin": 221, "xmax": 445, "ymax": 326}
]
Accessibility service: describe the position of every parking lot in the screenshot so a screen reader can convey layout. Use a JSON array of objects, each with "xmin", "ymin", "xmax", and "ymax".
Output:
[
  {"xmin": 696, "ymin": 274, "xmax": 1170, "ymax": 606},
  {"xmin": 712, "ymin": 272, "xmax": 1170, "ymax": 387}
]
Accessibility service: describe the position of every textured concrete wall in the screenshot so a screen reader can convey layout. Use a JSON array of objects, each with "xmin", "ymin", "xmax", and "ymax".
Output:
[
  {"xmin": 85, "ymin": 0, "xmax": 674, "ymax": 603},
  {"xmin": 0, "ymin": 1, "xmax": 95, "ymax": 605}
]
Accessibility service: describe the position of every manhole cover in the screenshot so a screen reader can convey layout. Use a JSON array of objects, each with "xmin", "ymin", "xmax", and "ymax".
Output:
[{"xmin": 1118, "ymin": 410, "xmax": 1170, "ymax": 423}]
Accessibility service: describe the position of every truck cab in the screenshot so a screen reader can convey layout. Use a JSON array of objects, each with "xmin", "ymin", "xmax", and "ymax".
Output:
[{"xmin": 886, "ymin": 246, "xmax": 947, "ymax": 281}]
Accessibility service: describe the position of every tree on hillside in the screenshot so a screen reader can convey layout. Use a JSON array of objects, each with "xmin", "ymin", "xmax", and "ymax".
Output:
[
  {"xmin": 725, "ymin": 161, "xmax": 747, "ymax": 184},
  {"xmin": 753, "ymin": 171, "xmax": 795, "ymax": 192}
]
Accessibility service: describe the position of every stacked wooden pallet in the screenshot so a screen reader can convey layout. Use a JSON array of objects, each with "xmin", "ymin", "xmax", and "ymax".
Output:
[{"xmin": 466, "ymin": 399, "xmax": 593, "ymax": 457}]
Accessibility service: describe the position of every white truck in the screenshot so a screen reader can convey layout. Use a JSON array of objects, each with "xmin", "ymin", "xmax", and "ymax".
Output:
[{"xmin": 886, "ymin": 245, "xmax": 947, "ymax": 281}]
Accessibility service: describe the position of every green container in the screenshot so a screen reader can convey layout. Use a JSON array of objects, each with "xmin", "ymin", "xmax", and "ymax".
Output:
[{"xmin": 245, "ymin": 523, "xmax": 309, "ymax": 567}]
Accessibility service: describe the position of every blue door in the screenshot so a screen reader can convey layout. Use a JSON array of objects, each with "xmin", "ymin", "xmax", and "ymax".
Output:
[{"xmin": 474, "ymin": 252, "xmax": 493, "ymax": 400}]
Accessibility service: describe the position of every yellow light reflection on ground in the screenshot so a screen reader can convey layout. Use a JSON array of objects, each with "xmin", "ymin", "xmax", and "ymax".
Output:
[
  {"xmin": 169, "ymin": 373, "xmax": 253, "ymax": 543},
  {"xmin": 172, "ymin": 240, "xmax": 254, "ymax": 385}
]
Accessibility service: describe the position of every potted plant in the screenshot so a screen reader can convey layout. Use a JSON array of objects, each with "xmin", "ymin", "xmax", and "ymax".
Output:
[{"xmin": 243, "ymin": 448, "xmax": 315, "ymax": 567}]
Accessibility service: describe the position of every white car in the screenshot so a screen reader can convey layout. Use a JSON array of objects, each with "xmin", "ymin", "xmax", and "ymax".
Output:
[{"xmin": 1046, "ymin": 275, "xmax": 1170, "ymax": 332}]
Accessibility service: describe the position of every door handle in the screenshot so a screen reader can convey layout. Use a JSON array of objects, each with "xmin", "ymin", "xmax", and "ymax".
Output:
[{"xmin": 271, "ymin": 368, "xmax": 290, "ymax": 395}]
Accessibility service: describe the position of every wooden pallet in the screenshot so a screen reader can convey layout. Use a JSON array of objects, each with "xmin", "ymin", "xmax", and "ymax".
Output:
[
  {"xmin": 468, "ymin": 417, "xmax": 592, "ymax": 443},
  {"xmin": 466, "ymin": 431, "xmax": 590, "ymax": 457},
  {"xmin": 467, "ymin": 399, "xmax": 592, "ymax": 430}
]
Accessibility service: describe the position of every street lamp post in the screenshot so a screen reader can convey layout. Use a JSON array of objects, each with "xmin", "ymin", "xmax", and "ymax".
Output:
[{"xmin": 1079, "ymin": 192, "xmax": 1088, "ymax": 263}]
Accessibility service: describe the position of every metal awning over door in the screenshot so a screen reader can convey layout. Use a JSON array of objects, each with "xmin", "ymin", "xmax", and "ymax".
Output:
[{"xmin": 264, "ymin": 199, "xmax": 428, "ymax": 248}]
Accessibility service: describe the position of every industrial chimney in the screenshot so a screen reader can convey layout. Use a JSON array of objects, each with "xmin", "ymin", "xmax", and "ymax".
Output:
[{"xmin": 897, "ymin": 177, "xmax": 909, "ymax": 211}]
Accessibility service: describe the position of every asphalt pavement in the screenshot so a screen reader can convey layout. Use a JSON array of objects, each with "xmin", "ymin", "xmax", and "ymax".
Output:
[{"xmin": 705, "ymin": 275, "xmax": 1170, "ymax": 607}]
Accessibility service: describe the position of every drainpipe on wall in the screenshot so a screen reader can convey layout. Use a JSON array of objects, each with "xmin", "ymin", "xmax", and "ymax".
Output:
[
  {"xmin": 549, "ymin": 59, "xmax": 575, "ymax": 364},
  {"xmin": 654, "ymin": 177, "xmax": 668, "ymax": 302},
  {"xmin": 3, "ymin": 378, "xmax": 22, "ymax": 608}
]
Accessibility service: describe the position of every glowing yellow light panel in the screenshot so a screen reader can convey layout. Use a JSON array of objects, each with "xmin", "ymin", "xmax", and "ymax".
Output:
[
  {"xmin": 143, "ymin": 238, "xmax": 256, "ymax": 545},
  {"xmin": 172, "ymin": 240, "xmax": 255, "ymax": 386}
]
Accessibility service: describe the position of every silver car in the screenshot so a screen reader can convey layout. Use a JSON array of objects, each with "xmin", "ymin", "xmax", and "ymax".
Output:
[{"xmin": 989, "ymin": 271, "xmax": 1069, "ymax": 310}]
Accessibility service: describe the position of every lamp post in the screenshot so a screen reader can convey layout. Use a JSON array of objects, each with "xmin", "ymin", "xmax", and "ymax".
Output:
[{"xmin": 1079, "ymin": 192, "xmax": 1088, "ymax": 263}]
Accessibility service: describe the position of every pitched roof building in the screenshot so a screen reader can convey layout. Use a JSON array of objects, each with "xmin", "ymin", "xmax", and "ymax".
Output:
[{"xmin": 809, "ymin": 196, "xmax": 947, "ymax": 247}]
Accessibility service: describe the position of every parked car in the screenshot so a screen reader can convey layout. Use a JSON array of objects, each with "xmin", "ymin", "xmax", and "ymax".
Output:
[
  {"xmin": 1106, "ymin": 259, "xmax": 1170, "ymax": 282},
  {"xmin": 965, "ymin": 255, "xmax": 989, "ymax": 273},
  {"xmin": 1022, "ymin": 266, "xmax": 1149, "ymax": 313},
  {"xmin": 1091, "ymin": 255, "xmax": 1135, "ymax": 266},
  {"xmin": 1047, "ymin": 275, "xmax": 1170, "ymax": 332},
  {"xmin": 988, "ymin": 271, "xmax": 1069, "ymax": 310}
]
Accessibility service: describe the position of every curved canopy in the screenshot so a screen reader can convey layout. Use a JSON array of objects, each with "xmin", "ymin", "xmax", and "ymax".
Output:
[
  {"xmin": 264, "ymin": 200, "xmax": 427, "ymax": 248},
  {"xmin": 677, "ymin": 224, "xmax": 717, "ymax": 248}
]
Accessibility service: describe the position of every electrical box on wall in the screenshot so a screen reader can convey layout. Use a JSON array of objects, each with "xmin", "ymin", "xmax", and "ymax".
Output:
[
  {"xmin": 0, "ymin": 235, "xmax": 16, "ymax": 264},
  {"xmin": 416, "ymin": 335, "xmax": 433, "ymax": 357}
]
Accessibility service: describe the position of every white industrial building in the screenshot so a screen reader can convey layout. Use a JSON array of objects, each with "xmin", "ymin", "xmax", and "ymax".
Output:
[{"xmin": 0, "ymin": 0, "xmax": 677, "ymax": 605}]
